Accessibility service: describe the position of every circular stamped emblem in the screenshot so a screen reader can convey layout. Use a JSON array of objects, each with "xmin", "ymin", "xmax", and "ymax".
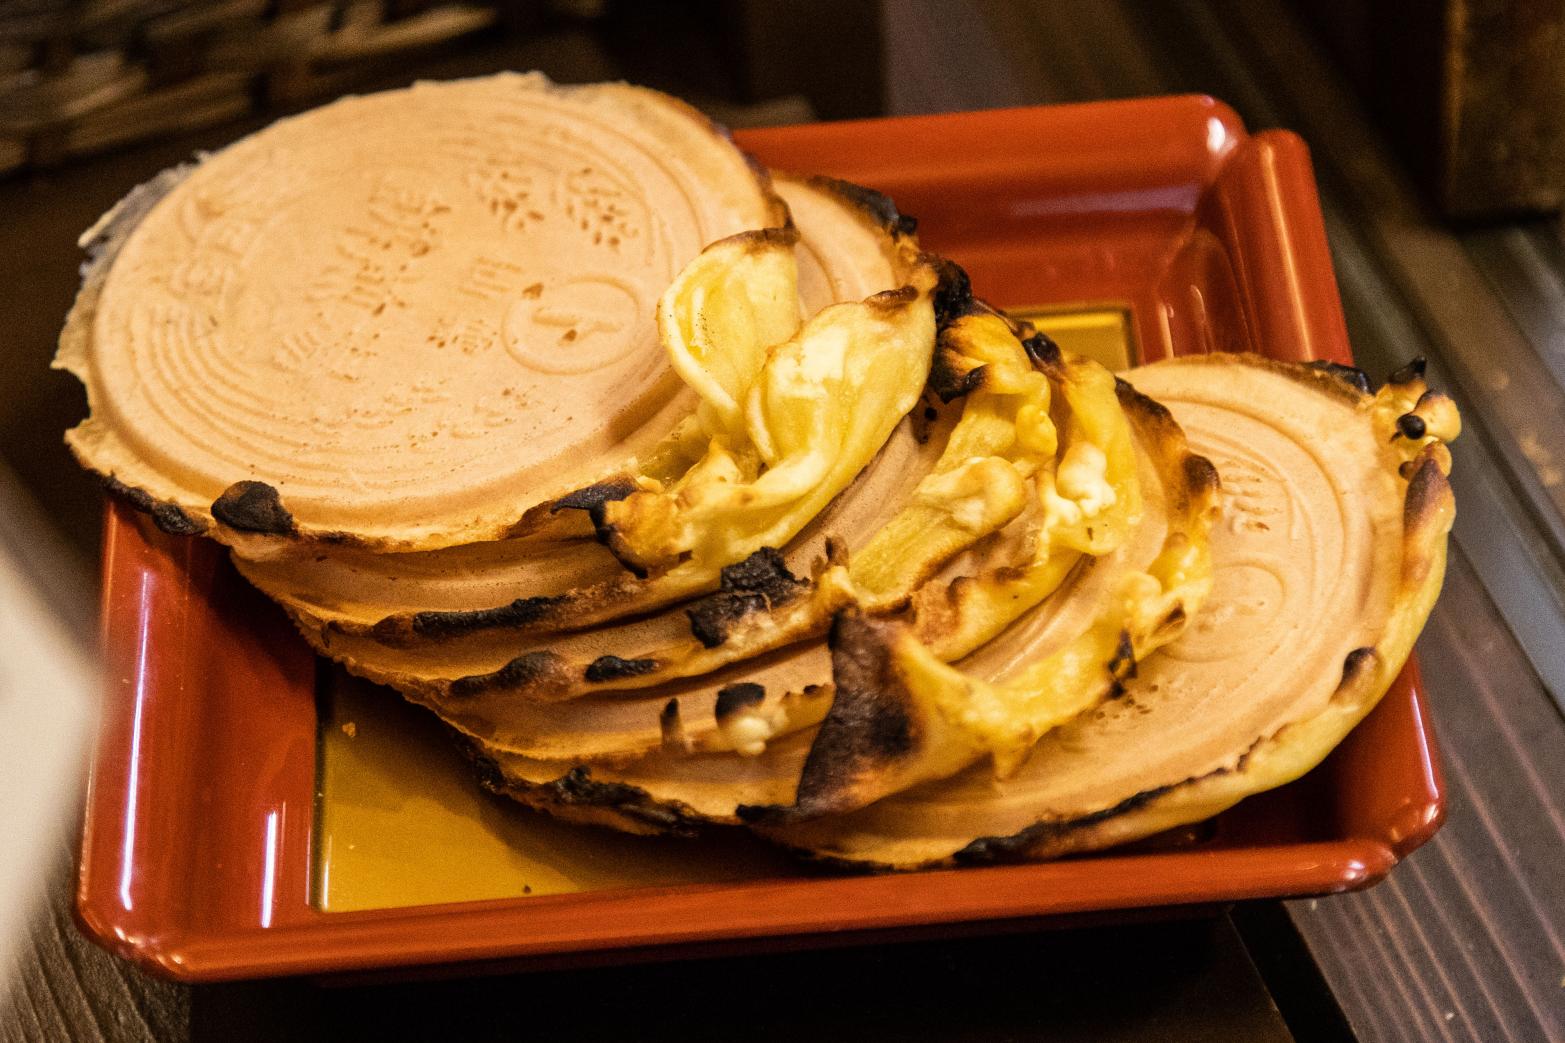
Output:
[{"xmin": 502, "ymin": 275, "xmax": 648, "ymax": 375}]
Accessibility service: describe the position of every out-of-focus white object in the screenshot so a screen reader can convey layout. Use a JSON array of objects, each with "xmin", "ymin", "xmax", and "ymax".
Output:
[{"xmin": 0, "ymin": 477, "xmax": 97, "ymax": 1003}]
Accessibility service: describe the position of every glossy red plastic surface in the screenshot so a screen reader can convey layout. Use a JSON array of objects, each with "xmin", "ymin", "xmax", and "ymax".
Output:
[{"xmin": 76, "ymin": 95, "xmax": 1445, "ymax": 981}]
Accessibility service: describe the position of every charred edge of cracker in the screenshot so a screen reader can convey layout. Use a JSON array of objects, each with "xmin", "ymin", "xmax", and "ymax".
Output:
[
  {"xmin": 1105, "ymin": 630, "xmax": 1137, "ymax": 698},
  {"xmin": 1114, "ymin": 376, "xmax": 1177, "ymax": 432},
  {"xmin": 1151, "ymin": 353, "xmax": 1371, "ymax": 409},
  {"xmin": 930, "ymin": 256, "xmax": 975, "ymax": 328},
  {"xmin": 797, "ymin": 173, "xmax": 919, "ymax": 238},
  {"xmin": 500, "ymin": 492, "xmax": 584, "ymax": 540},
  {"xmin": 101, "ymin": 475, "xmax": 206, "ymax": 536},
  {"xmin": 686, "ymin": 547, "xmax": 809, "ymax": 648},
  {"xmin": 928, "ymin": 346, "xmax": 986, "ymax": 403},
  {"xmin": 951, "ymin": 646, "xmax": 1378, "ymax": 868},
  {"xmin": 390, "ymin": 593, "xmax": 570, "ymax": 642},
  {"xmin": 1157, "ymin": 604, "xmax": 1188, "ymax": 640},
  {"xmin": 737, "ymin": 149, "xmax": 794, "ymax": 231},
  {"xmin": 1183, "ymin": 453, "xmax": 1221, "ymax": 499},
  {"xmin": 464, "ymin": 743, "xmax": 702, "ymax": 837},
  {"xmin": 1303, "ymin": 359, "xmax": 1372, "ymax": 395},
  {"xmin": 446, "ymin": 650, "xmax": 565, "ymax": 699},
  {"xmin": 211, "ymin": 480, "xmax": 296, "ymax": 535},
  {"xmin": 1116, "ymin": 377, "xmax": 1221, "ymax": 512},
  {"xmin": 1404, "ymin": 456, "xmax": 1452, "ymax": 529},
  {"xmin": 686, "ymin": 590, "xmax": 769, "ymax": 649},
  {"xmin": 552, "ymin": 480, "xmax": 644, "ymax": 571},
  {"xmin": 584, "ymin": 654, "xmax": 660, "ymax": 684},
  {"xmin": 910, "ymin": 398, "xmax": 942, "ymax": 444},
  {"xmin": 1388, "ymin": 356, "xmax": 1428, "ymax": 386},
  {"xmin": 314, "ymin": 530, "xmax": 368, "ymax": 547},
  {"xmin": 714, "ymin": 682, "xmax": 766, "ymax": 722},
  {"xmin": 659, "ymin": 697, "xmax": 686, "ymax": 747},
  {"xmin": 742, "ymin": 609, "xmax": 916, "ymax": 824},
  {"xmin": 1021, "ymin": 329, "xmax": 1063, "ymax": 371},
  {"xmin": 598, "ymin": 532, "xmax": 651, "ymax": 579},
  {"xmin": 720, "ymin": 224, "xmax": 803, "ymax": 252},
  {"xmin": 955, "ymin": 648, "xmax": 1390, "ymax": 867},
  {"xmin": 865, "ymin": 284, "xmax": 920, "ymax": 312},
  {"xmin": 551, "ymin": 477, "xmax": 639, "ymax": 515},
  {"xmin": 560, "ymin": 482, "xmax": 644, "ymax": 570},
  {"xmin": 1395, "ymin": 413, "xmax": 1427, "ymax": 440},
  {"xmin": 1338, "ymin": 647, "xmax": 1378, "ymax": 692},
  {"xmin": 953, "ymin": 784, "xmax": 1183, "ymax": 865}
]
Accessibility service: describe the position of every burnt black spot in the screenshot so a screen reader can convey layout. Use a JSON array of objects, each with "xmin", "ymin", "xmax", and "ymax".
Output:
[
  {"xmin": 1184, "ymin": 454, "xmax": 1221, "ymax": 495},
  {"xmin": 896, "ymin": 214, "xmax": 919, "ymax": 236},
  {"xmin": 1403, "ymin": 456, "xmax": 1450, "ymax": 532},
  {"xmin": 102, "ymin": 476, "xmax": 206, "ymax": 536},
  {"xmin": 928, "ymin": 346, "xmax": 986, "ymax": 403},
  {"xmin": 150, "ymin": 503, "xmax": 205, "ymax": 536},
  {"xmin": 686, "ymin": 547, "xmax": 809, "ymax": 647},
  {"xmin": 548, "ymin": 768, "xmax": 694, "ymax": 835},
  {"xmin": 687, "ymin": 591, "xmax": 768, "ymax": 648},
  {"xmin": 1304, "ymin": 359, "xmax": 1372, "ymax": 395},
  {"xmin": 552, "ymin": 479, "xmax": 644, "ymax": 571},
  {"xmin": 867, "ymin": 286, "xmax": 920, "ymax": 311},
  {"xmin": 211, "ymin": 480, "xmax": 295, "ymax": 535},
  {"xmin": 930, "ymin": 256, "xmax": 974, "ymax": 327},
  {"xmin": 755, "ymin": 609, "xmax": 916, "ymax": 822},
  {"xmin": 660, "ymin": 698, "xmax": 681, "ymax": 727},
  {"xmin": 1339, "ymin": 647, "xmax": 1377, "ymax": 688},
  {"xmin": 1108, "ymin": 631, "xmax": 1137, "ymax": 680},
  {"xmin": 911, "ymin": 400, "xmax": 939, "ymax": 444},
  {"xmin": 720, "ymin": 546, "xmax": 798, "ymax": 595},
  {"xmin": 402, "ymin": 593, "xmax": 568, "ymax": 639},
  {"xmin": 1388, "ymin": 356, "xmax": 1428, "ymax": 385},
  {"xmin": 1396, "ymin": 413, "xmax": 1427, "ymax": 439},
  {"xmin": 448, "ymin": 650, "xmax": 563, "ymax": 698},
  {"xmin": 1115, "ymin": 377, "xmax": 1180, "ymax": 436},
  {"xmin": 715, "ymin": 682, "xmax": 766, "ymax": 721},
  {"xmin": 1021, "ymin": 330, "xmax": 1062, "ymax": 370},
  {"xmin": 468, "ymin": 746, "xmax": 507, "ymax": 792},
  {"xmin": 552, "ymin": 477, "xmax": 638, "ymax": 514},
  {"xmin": 584, "ymin": 655, "xmax": 658, "ymax": 683},
  {"xmin": 458, "ymin": 735, "xmax": 696, "ymax": 834},
  {"xmin": 954, "ymin": 784, "xmax": 1179, "ymax": 864}
]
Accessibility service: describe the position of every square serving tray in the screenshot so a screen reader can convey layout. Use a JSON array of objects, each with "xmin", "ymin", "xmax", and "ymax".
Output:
[{"xmin": 76, "ymin": 95, "xmax": 1445, "ymax": 981}]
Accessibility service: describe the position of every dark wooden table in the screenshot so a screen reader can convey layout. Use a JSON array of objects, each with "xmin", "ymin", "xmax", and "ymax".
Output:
[{"xmin": 4, "ymin": 2, "xmax": 1563, "ymax": 1039}]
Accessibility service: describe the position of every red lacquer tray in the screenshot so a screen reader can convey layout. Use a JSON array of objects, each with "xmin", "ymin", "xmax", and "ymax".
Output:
[{"xmin": 76, "ymin": 95, "xmax": 1445, "ymax": 981}]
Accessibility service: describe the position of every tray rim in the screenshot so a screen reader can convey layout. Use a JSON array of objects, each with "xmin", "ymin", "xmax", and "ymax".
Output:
[{"xmin": 74, "ymin": 93, "xmax": 1447, "ymax": 982}]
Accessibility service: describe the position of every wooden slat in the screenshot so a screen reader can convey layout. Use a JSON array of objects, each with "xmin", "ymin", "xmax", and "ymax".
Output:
[
  {"xmin": 1461, "ymin": 224, "xmax": 1565, "ymax": 401},
  {"xmin": 1290, "ymin": 549, "xmax": 1565, "ymax": 1042},
  {"xmin": 1, "ymin": 853, "xmax": 189, "ymax": 1043}
]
